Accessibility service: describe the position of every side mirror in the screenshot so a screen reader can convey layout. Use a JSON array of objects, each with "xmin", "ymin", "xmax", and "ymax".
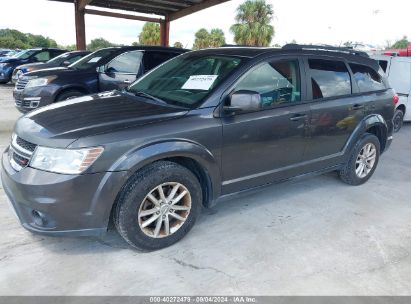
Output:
[
  {"xmin": 105, "ymin": 66, "xmax": 116, "ymax": 74},
  {"xmin": 224, "ymin": 90, "xmax": 261, "ymax": 115}
]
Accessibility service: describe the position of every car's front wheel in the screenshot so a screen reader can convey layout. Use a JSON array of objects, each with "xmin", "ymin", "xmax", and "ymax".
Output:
[
  {"xmin": 339, "ymin": 133, "xmax": 380, "ymax": 185},
  {"xmin": 114, "ymin": 161, "xmax": 202, "ymax": 251}
]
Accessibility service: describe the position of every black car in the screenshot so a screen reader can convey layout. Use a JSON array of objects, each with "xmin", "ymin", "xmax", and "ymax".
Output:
[
  {"xmin": 13, "ymin": 46, "xmax": 187, "ymax": 113},
  {"xmin": 0, "ymin": 48, "xmax": 67, "ymax": 84},
  {"xmin": 1, "ymin": 45, "xmax": 395, "ymax": 250},
  {"xmin": 11, "ymin": 51, "xmax": 90, "ymax": 84}
]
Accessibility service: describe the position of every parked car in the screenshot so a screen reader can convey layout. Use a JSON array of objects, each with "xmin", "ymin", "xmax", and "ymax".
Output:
[
  {"xmin": 12, "ymin": 50, "xmax": 90, "ymax": 84},
  {"xmin": 0, "ymin": 48, "xmax": 67, "ymax": 84},
  {"xmin": 0, "ymin": 49, "xmax": 12, "ymax": 57},
  {"xmin": 1, "ymin": 45, "xmax": 395, "ymax": 250},
  {"xmin": 384, "ymin": 42, "xmax": 411, "ymax": 57},
  {"xmin": 13, "ymin": 46, "xmax": 187, "ymax": 113},
  {"xmin": 372, "ymin": 55, "xmax": 411, "ymax": 132}
]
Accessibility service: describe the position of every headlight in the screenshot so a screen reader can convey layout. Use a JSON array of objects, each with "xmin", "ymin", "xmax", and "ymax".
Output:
[
  {"xmin": 30, "ymin": 146, "xmax": 104, "ymax": 174},
  {"xmin": 26, "ymin": 76, "xmax": 56, "ymax": 88}
]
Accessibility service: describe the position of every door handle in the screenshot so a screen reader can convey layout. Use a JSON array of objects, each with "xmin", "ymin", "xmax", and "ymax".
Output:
[
  {"xmin": 351, "ymin": 104, "xmax": 364, "ymax": 110},
  {"xmin": 289, "ymin": 114, "xmax": 307, "ymax": 121}
]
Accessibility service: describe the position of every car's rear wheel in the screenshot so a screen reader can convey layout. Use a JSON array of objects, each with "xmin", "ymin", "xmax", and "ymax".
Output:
[
  {"xmin": 393, "ymin": 109, "xmax": 404, "ymax": 132},
  {"xmin": 114, "ymin": 161, "xmax": 202, "ymax": 251},
  {"xmin": 339, "ymin": 133, "xmax": 380, "ymax": 185},
  {"xmin": 56, "ymin": 90, "xmax": 84, "ymax": 101}
]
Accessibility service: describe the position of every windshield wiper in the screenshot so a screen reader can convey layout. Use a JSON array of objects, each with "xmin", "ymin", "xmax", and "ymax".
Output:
[{"xmin": 133, "ymin": 91, "xmax": 169, "ymax": 105}]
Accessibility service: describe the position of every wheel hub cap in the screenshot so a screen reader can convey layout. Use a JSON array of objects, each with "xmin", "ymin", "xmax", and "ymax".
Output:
[
  {"xmin": 138, "ymin": 182, "xmax": 192, "ymax": 238},
  {"xmin": 355, "ymin": 143, "xmax": 377, "ymax": 178}
]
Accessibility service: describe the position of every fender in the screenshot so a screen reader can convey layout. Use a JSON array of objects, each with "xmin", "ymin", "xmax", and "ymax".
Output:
[
  {"xmin": 109, "ymin": 139, "xmax": 222, "ymax": 203},
  {"xmin": 342, "ymin": 113, "xmax": 388, "ymax": 157},
  {"xmin": 53, "ymin": 84, "xmax": 92, "ymax": 101}
]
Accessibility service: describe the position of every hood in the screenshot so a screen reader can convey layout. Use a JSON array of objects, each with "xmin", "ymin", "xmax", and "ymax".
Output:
[
  {"xmin": 0, "ymin": 57, "xmax": 20, "ymax": 63},
  {"xmin": 15, "ymin": 90, "xmax": 189, "ymax": 148},
  {"xmin": 17, "ymin": 62, "xmax": 54, "ymax": 71},
  {"xmin": 25, "ymin": 66, "xmax": 79, "ymax": 77}
]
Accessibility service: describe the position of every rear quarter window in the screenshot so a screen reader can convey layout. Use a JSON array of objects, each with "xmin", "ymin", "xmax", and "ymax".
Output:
[{"xmin": 349, "ymin": 63, "xmax": 386, "ymax": 93}]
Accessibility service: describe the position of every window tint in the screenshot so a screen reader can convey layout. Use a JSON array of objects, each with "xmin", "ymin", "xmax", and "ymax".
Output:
[
  {"xmin": 67, "ymin": 55, "xmax": 83, "ymax": 64},
  {"xmin": 309, "ymin": 59, "xmax": 351, "ymax": 99},
  {"xmin": 34, "ymin": 51, "xmax": 51, "ymax": 61},
  {"xmin": 349, "ymin": 63, "xmax": 385, "ymax": 92},
  {"xmin": 144, "ymin": 52, "xmax": 179, "ymax": 71},
  {"xmin": 378, "ymin": 60, "xmax": 388, "ymax": 73},
  {"xmin": 107, "ymin": 51, "xmax": 143, "ymax": 74},
  {"xmin": 234, "ymin": 60, "xmax": 301, "ymax": 108}
]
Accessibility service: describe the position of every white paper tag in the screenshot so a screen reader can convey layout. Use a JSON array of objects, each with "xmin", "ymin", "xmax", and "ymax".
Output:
[
  {"xmin": 182, "ymin": 75, "xmax": 218, "ymax": 90},
  {"xmin": 88, "ymin": 57, "xmax": 101, "ymax": 63}
]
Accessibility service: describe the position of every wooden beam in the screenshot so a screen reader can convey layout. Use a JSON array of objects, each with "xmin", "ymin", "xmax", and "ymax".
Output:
[
  {"xmin": 85, "ymin": 8, "xmax": 164, "ymax": 23},
  {"xmin": 78, "ymin": 0, "xmax": 93, "ymax": 10},
  {"xmin": 168, "ymin": 0, "xmax": 231, "ymax": 21},
  {"xmin": 74, "ymin": 0, "xmax": 86, "ymax": 50},
  {"xmin": 160, "ymin": 16, "xmax": 170, "ymax": 46}
]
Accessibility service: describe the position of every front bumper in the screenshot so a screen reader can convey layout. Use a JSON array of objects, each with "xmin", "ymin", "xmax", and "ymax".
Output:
[
  {"xmin": 1, "ymin": 147, "xmax": 128, "ymax": 236},
  {"xmin": 13, "ymin": 86, "xmax": 55, "ymax": 113}
]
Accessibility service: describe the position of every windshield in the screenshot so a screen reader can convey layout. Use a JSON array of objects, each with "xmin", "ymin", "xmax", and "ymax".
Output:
[
  {"xmin": 12, "ymin": 49, "xmax": 38, "ymax": 59},
  {"xmin": 69, "ymin": 48, "xmax": 118, "ymax": 70},
  {"xmin": 47, "ymin": 52, "xmax": 70, "ymax": 64},
  {"xmin": 128, "ymin": 54, "xmax": 243, "ymax": 108}
]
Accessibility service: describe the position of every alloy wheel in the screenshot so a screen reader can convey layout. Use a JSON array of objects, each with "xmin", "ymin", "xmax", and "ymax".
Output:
[
  {"xmin": 138, "ymin": 182, "xmax": 191, "ymax": 238},
  {"xmin": 355, "ymin": 143, "xmax": 377, "ymax": 178}
]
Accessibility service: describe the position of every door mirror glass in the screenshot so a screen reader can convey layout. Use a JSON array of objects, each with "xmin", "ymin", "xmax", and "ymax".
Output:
[
  {"xmin": 226, "ymin": 90, "xmax": 261, "ymax": 113},
  {"xmin": 105, "ymin": 66, "xmax": 117, "ymax": 74}
]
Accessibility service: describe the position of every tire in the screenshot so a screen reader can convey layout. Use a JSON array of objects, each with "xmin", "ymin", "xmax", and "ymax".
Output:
[
  {"xmin": 393, "ymin": 109, "xmax": 404, "ymax": 133},
  {"xmin": 114, "ymin": 161, "xmax": 202, "ymax": 251},
  {"xmin": 339, "ymin": 133, "xmax": 380, "ymax": 186},
  {"xmin": 56, "ymin": 90, "xmax": 84, "ymax": 102}
]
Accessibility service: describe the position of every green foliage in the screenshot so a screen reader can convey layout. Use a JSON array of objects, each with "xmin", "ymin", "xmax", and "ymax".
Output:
[
  {"xmin": 0, "ymin": 28, "xmax": 58, "ymax": 49},
  {"xmin": 230, "ymin": 0, "xmax": 274, "ymax": 47},
  {"xmin": 87, "ymin": 38, "xmax": 117, "ymax": 51},
  {"xmin": 138, "ymin": 22, "xmax": 160, "ymax": 46},
  {"xmin": 391, "ymin": 36, "xmax": 409, "ymax": 49},
  {"xmin": 193, "ymin": 28, "xmax": 226, "ymax": 50},
  {"xmin": 173, "ymin": 41, "xmax": 184, "ymax": 48}
]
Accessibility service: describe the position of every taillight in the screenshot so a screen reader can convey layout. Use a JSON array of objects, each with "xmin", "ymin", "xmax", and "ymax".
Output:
[{"xmin": 393, "ymin": 95, "xmax": 399, "ymax": 105}]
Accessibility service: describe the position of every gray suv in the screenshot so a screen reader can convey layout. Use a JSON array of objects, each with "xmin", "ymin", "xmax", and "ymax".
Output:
[{"xmin": 1, "ymin": 45, "xmax": 396, "ymax": 250}]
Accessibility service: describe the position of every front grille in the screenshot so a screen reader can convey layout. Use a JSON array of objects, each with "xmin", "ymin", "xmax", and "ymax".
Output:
[
  {"xmin": 9, "ymin": 135, "xmax": 37, "ymax": 171},
  {"xmin": 16, "ymin": 136, "xmax": 37, "ymax": 152},
  {"xmin": 15, "ymin": 77, "xmax": 30, "ymax": 91},
  {"xmin": 12, "ymin": 152, "xmax": 30, "ymax": 167}
]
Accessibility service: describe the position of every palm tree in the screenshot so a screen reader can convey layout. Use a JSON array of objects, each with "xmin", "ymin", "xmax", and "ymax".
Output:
[
  {"xmin": 230, "ymin": 0, "xmax": 274, "ymax": 47},
  {"xmin": 193, "ymin": 28, "xmax": 210, "ymax": 50},
  {"xmin": 138, "ymin": 22, "xmax": 160, "ymax": 46},
  {"xmin": 173, "ymin": 41, "xmax": 184, "ymax": 48},
  {"xmin": 209, "ymin": 28, "xmax": 226, "ymax": 47}
]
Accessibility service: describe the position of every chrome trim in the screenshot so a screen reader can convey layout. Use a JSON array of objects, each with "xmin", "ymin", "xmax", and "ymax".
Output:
[
  {"xmin": 388, "ymin": 136, "xmax": 393, "ymax": 140},
  {"xmin": 11, "ymin": 135, "xmax": 34, "ymax": 156}
]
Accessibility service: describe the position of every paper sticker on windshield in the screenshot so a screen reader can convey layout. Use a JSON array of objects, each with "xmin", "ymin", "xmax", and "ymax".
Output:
[
  {"xmin": 182, "ymin": 75, "xmax": 218, "ymax": 90},
  {"xmin": 88, "ymin": 57, "xmax": 101, "ymax": 63}
]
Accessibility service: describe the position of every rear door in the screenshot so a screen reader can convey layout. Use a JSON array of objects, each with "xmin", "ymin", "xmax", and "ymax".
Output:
[
  {"xmin": 221, "ymin": 57, "xmax": 310, "ymax": 193},
  {"xmin": 99, "ymin": 50, "xmax": 143, "ymax": 91},
  {"xmin": 303, "ymin": 57, "xmax": 366, "ymax": 164}
]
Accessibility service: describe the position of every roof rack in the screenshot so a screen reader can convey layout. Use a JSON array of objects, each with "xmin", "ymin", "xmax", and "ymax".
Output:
[{"xmin": 282, "ymin": 44, "xmax": 369, "ymax": 57}]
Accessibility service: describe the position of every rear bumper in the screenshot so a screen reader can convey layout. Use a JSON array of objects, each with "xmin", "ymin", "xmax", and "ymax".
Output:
[{"xmin": 1, "ymin": 147, "xmax": 128, "ymax": 237}]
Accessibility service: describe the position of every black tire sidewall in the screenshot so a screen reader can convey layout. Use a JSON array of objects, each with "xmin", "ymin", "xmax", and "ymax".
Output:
[
  {"xmin": 345, "ymin": 134, "xmax": 381, "ymax": 185},
  {"xmin": 115, "ymin": 161, "xmax": 202, "ymax": 251},
  {"xmin": 393, "ymin": 109, "xmax": 404, "ymax": 132}
]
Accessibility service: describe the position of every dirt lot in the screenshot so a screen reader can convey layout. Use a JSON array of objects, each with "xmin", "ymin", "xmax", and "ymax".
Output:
[{"xmin": 1, "ymin": 84, "xmax": 411, "ymax": 295}]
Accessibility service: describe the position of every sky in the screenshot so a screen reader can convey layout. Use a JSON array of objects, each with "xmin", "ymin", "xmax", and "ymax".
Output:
[{"xmin": 1, "ymin": 0, "xmax": 410, "ymax": 48}]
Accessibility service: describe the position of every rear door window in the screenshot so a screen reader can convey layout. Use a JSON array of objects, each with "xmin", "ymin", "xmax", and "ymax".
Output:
[
  {"xmin": 143, "ymin": 52, "xmax": 179, "ymax": 71},
  {"xmin": 33, "ymin": 51, "xmax": 51, "ymax": 62},
  {"xmin": 349, "ymin": 63, "xmax": 386, "ymax": 92},
  {"xmin": 308, "ymin": 59, "xmax": 352, "ymax": 99}
]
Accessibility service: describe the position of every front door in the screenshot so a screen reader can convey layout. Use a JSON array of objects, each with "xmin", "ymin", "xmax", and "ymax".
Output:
[
  {"xmin": 99, "ymin": 50, "xmax": 143, "ymax": 91},
  {"xmin": 221, "ymin": 58, "xmax": 310, "ymax": 194}
]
